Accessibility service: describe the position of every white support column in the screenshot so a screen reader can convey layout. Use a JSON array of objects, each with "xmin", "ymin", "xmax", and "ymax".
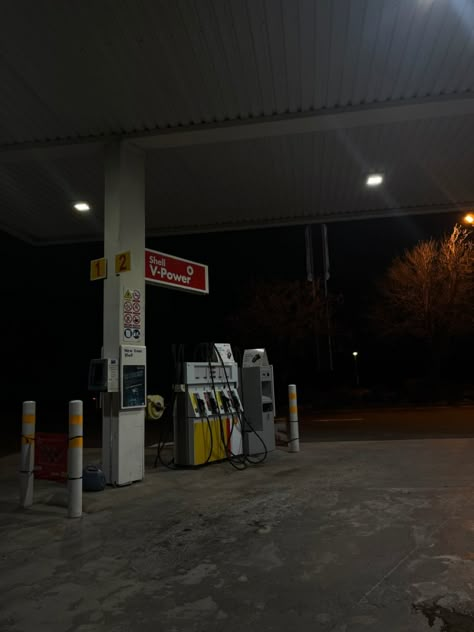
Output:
[{"xmin": 103, "ymin": 142, "xmax": 146, "ymax": 486}]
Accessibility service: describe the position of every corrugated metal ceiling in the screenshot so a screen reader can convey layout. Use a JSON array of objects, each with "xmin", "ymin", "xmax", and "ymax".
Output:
[
  {"xmin": 1, "ymin": 0, "xmax": 474, "ymax": 146},
  {"xmin": 145, "ymin": 115, "xmax": 474, "ymax": 231},
  {"xmin": 0, "ymin": 0, "xmax": 473, "ymax": 243},
  {"xmin": 2, "ymin": 114, "xmax": 473, "ymax": 243}
]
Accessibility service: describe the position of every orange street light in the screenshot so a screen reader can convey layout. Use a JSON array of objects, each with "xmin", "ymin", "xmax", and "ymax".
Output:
[{"xmin": 463, "ymin": 213, "xmax": 474, "ymax": 225}]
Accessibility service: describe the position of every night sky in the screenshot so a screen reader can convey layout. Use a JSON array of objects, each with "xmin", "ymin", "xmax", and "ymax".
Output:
[{"xmin": 1, "ymin": 208, "xmax": 466, "ymax": 413}]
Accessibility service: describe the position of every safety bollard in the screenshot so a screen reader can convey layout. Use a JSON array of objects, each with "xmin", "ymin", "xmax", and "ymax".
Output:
[
  {"xmin": 68, "ymin": 400, "xmax": 83, "ymax": 519},
  {"xmin": 288, "ymin": 385, "xmax": 300, "ymax": 453},
  {"xmin": 20, "ymin": 401, "xmax": 36, "ymax": 507}
]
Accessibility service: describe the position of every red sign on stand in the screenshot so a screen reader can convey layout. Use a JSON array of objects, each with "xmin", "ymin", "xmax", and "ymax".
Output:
[
  {"xmin": 34, "ymin": 433, "xmax": 68, "ymax": 482},
  {"xmin": 145, "ymin": 248, "xmax": 209, "ymax": 294}
]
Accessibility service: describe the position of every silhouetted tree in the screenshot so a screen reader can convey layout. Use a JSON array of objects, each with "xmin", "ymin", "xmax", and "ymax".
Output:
[
  {"xmin": 375, "ymin": 224, "xmax": 474, "ymax": 372},
  {"xmin": 229, "ymin": 278, "xmax": 331, "ymax": 343},
  {"xmin": 228, "ymin": 279, "xmax": 336, "ymax": 397}
]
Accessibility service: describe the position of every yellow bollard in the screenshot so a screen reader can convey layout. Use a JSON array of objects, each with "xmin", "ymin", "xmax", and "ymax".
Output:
[
  {"xmin": 20, "ymin": 401, "xmax": 36, "ymax": 507},
  {"xmin": 68, "ymin": 400, "xmax": 83, "ymax": 518},
  {"xmin": 288, "ymin": 385, "xmax": 300, "ymax": 453}
]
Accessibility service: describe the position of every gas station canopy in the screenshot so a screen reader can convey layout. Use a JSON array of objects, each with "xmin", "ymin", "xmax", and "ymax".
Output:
[{"xmin": 1, "ymin": 1, "xmax": 474, "ymax": 244}]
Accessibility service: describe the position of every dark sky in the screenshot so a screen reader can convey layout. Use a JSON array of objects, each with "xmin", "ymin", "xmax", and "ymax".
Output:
[{"xmin": 1, "ymin": 209, "xmax": 465, "ymax": 407}]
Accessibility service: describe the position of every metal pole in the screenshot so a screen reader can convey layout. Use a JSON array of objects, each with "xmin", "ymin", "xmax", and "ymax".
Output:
[
  {"xmin": 20, "ymin": 401, "xmax": 35, "ymax": 508},
  {"xmin": 321, "ymin": 224, "xmax": 334, "ymax": 371},
  {"xmin": 305, "ymin": 225, "xmax": 321, "ymax": 372},
  {"xmin": 288, "ymin": 384, "xmax": 300, "ymax": 453},
  {"xmin": 354, "ymin": 356, "xmax": 360, "ymax": 386},
  {"xmin": 68, "ymin": 400, "xmax": 83, "ymax": 519}
]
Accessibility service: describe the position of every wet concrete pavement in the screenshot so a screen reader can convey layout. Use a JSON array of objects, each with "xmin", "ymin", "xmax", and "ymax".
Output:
[{"xmin": 2, "ymin": 417, "xmax": 474, "ymax": 631}]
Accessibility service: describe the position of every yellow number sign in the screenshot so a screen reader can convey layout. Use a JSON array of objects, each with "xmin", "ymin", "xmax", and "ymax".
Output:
[
  {"xmin": 90, "ymin": 257, "xmax": 107, "ymax": 281},
  {"xmin": 115, "ymin": 251, "xmax": 131, "ymax": 274}
]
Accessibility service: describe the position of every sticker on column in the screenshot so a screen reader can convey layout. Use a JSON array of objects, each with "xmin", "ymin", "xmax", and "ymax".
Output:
[{"xmin": 123, "ymin": 288, "xmax": 142, "ymax": 342}]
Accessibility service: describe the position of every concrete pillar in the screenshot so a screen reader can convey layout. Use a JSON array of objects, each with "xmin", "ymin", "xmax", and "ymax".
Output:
[
  {"xmin": 19, "ymin": 400, "xmax": 35, "ymax": 507},
  {"xmin": 102, "ymin": 142, "xmax": 146, "ymax": 486},
  {"xmin": 68, "ymin": 400, "xmax": 83, "ymax": 518}
]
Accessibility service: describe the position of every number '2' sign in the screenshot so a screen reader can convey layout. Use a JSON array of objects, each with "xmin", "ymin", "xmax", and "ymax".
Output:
[{"xmin": 115, "ymin": 251, "xmax": 131, "ymax": 274}]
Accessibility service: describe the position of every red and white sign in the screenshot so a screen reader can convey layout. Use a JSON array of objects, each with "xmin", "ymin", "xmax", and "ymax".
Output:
[
  {"xmin": 145, "ymin": 248, "xmax": 209, "ymax": 294},
  {"xmin": 123, "ymin": 288, "xmax": 142, "ymax": 343}
]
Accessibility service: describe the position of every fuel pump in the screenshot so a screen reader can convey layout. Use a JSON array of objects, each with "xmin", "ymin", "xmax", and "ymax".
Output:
[{"xmin": 173, "ymin": 359, "xmax": 243, "ymax": 466}]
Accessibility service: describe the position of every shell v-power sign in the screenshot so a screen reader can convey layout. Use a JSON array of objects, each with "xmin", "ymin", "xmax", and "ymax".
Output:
[{"xmin": 145, "ymin": 248, "xmax": 209, "ymax": 294}]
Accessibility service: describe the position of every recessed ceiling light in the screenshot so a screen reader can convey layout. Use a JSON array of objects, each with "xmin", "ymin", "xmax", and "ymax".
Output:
[
  {"xmin": 366, "ymin": 174, "xmax": 383, "ymax": 187},
  {"xmin": 73, "ymin": 201, "xmax": 91, "ymax": 212}
]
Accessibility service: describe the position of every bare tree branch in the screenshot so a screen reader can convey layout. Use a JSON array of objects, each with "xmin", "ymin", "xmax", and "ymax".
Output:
[{"xmin": 375, "ymin": 224, "xmax": 474, "ymax": 346}]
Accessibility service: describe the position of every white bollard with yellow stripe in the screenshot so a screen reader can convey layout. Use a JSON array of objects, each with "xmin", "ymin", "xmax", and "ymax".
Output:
[
  {"xmin": 20, "ymin": 401, "xmax": 36, "ymax": 507},
  {"xmin": 288, "ymin": 385, "xmax": 300, "ymax": 453},
  {"xmin": 68, "ymin": 400, "xmax": 83, "ymax": 519}
]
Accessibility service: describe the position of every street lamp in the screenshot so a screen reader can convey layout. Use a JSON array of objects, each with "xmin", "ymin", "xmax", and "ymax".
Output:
[
  {"xmin": 463, "ymin": 213, "xmax": 474, "ymax": 225},
  {"xmin": 352, "ymin": 351, "xmax": 360, "ymax": 387}
]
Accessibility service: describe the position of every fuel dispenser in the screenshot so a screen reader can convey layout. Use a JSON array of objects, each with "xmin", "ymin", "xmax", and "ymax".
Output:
[
  {"xmin": 241, "ymin": 348, "xmax": 276, "ymax": 455},
  {"xmin": 173, "ymin": 360, "xmax": 243, "ymax": 466}
]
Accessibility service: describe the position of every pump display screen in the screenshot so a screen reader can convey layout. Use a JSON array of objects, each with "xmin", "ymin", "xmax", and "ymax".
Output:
[{"xmin": 122, "ymin": 366, "xmax": 146, "ymax": 408}]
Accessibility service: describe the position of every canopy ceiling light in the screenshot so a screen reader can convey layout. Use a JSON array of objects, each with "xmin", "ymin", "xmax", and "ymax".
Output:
[
  {"xmin": 73, "ymin": 201, "xmax": 91, "ymax": 212},
  {"xmin": 366, "ymin": 174, "xmax": 384, "ymax": 187}
]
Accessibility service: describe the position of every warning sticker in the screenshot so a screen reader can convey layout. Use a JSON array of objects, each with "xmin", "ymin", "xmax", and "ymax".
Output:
[{"xmin": 123, "ymin": 288, "xmax": 142, "ymax": 342}]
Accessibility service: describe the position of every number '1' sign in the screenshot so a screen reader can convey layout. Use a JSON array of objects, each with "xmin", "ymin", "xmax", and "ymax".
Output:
[
  {"xmin": 90, "ymin": 257, "xmax": 107, "ymax": 281},
  {"xmin": 145, "ymin": 248, "xmax": 209, "ymax": 294}
]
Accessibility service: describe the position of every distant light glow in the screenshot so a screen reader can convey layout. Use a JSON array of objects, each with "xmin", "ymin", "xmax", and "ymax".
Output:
[
  {"xmin": 366, "ymin": 174, "xmax": 384, "ymax": 187},
  {"xmin": 352, "ymin": 351, "xmax": 358, "ymax": 357},
  {"xmin": 464, "ymin": 213, "xmax": 474, "ymax": 224},
  {"xmin": 73, "ymin": 201, "xmax": 91, "ymax": 212}
]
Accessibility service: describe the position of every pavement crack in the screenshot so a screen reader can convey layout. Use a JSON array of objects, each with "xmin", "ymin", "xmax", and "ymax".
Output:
[{"xmin": 357, "ymin": 515, "xmax": 454, "ymax": 605}]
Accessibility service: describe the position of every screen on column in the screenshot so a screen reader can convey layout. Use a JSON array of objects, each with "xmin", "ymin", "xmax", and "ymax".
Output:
[{"xmin": 122, "ymin": 365, "xmax": 146, "ymax": 408}]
